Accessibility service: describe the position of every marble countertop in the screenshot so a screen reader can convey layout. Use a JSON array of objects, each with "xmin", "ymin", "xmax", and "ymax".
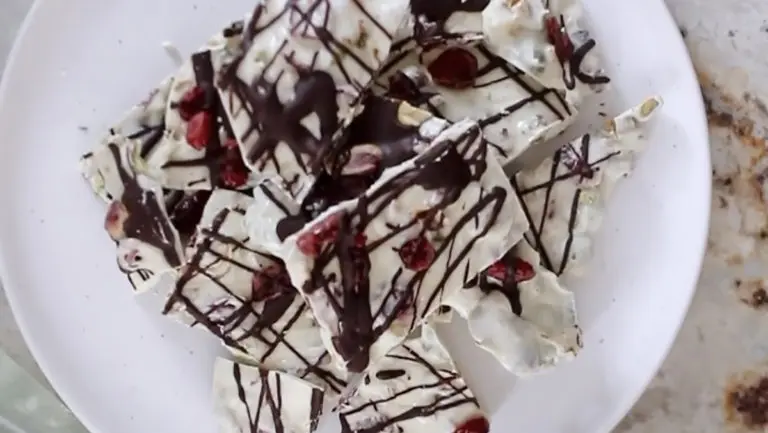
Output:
[{"xmin": 2, "ymin": 0, "xmax": 768, "ymax": 432}]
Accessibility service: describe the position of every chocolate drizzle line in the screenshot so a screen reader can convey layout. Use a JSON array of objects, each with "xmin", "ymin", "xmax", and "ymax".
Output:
[
  {"xmin": 339, "ymin": 344, "xmax": 479, "ymax": 433},
  {"xmin": 304, "ymin": 125, "xmax": 508, "ymax": 372},
  {"xmin": 107, "ymin": 144, "xmax": 182, "ymax": 269},
  {"xmin": 513, "ymin": 134, "xmax": 619, "ymax": 274},
  {"xmin": 542, "ymin": 0, "xmax": 611, "ymax": 91},
  {"xmin": 232, "ymin": 363, "xmax": 325, "ymax": 433},
  {"xmin": 408, "ymin": 0, "xmax": 490, "ymax": 42},
  {"xmin": 165, "ymin": 205, "xmax": 346, "ymax": 392},
  {"xmin": 162, "ymin": 50, "xmax": 239, "ymax": 189},
  {"xmin": 218, "ymin": 1, "xmax": 393, "ymax": 184},
  {"xmin": 377, "ymin": 42, "xmax": 571, "ymax": 159}
]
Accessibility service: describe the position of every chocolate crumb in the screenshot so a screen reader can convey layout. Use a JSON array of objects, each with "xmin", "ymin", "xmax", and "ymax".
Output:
[
  {"xmin": 598, "ymin": 111, "xmax": 607, "ymax": 117},
  {"xmin": 752, "ymin": 288, "xmax": 768, "ymax": 308},
  {"xmin": 679, "ymin": 26, "xmax": 688, "ymax": 38},
  {"xmin": 725, "ymin": 376, "xmax": 768, "ymax": 429},
  {"xmin": 728, "ymin": 30, "xmax": 736, "ymax": 37},
  {"xmin": 78, "ymin": 125, "xmax": 89, "ymax": 132},
  {"xmin": 735, "ymin": 279, "xmax": 742, "ymax": 288}
]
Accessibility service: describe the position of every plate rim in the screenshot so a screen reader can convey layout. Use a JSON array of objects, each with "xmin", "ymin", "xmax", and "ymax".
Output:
[{"xmin": 0, "ymin": 0, "xmax": 712, "ymax": 432}]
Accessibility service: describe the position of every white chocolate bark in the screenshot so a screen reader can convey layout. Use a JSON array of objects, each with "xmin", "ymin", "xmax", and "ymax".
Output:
[
  {"xmin": 82, "ymin": 25, "xmax": 255, "ymax": 193},
  {"xmin": 80, "ymin": 138, "xmax": 185, "ymax": 292},
  {"xmin": 213, "ymin": 358, "xmax": 325, "ymax": 433},
  {"xmin": 244, "ymin": 97, "xmax": 451, "ymax": 251},
  {"xmin": 482, "ymin": 0, "xmax": 609, "ymax": 108},
  {"xmin": 165, "ymin": 188, "xmax": 347, "ymax": 394},
  {"xmin": 281, "ymin": 120, "xmax": 529, "ymax": 373},
  {"xmin": 514, "ymin": 96, "xmax": 663, "ymax": 277},
  {"xmin": 375, "ymin": 39, "xmax": 574, "ymax": 164},
  {"xmin": 338, "ymin": 326, "xmax": 488, "ymax": 433},
  {"xmin": 447, "ymin": 241, "xmax": 580, "ymax": 375},
  {"xmin": 214, "ymin": 0, "xmax": 411, "ymax": 201}
]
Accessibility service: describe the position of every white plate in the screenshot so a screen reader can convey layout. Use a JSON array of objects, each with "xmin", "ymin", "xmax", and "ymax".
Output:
[{"xmin": 0, "ymin": 1, "xmax": 709, "ymax": 432}]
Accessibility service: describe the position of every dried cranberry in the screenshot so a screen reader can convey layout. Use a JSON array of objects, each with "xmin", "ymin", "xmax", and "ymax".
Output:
[
  {"xmin": 297, "ymin": 233, "xmax": 322, "ymax": 257},
  {"xmin": 355, "ymin": 232, "xmax": 367, "ymax": 248},
  {"xmin": 545, "ymin": 15, "xmax": 575, "ymax": 65},
  {"xmin": 454, "ymin": 416, "xmax": 490, "ymax": 433},
  {"xmin": 252, "ymin": 265, "xmax": 290, "ymax": 302},
  {"xmin": 177, "ymin": 86, "xmax": 206, "ymax": 121},
  {"xmin": 186, "ymin": 112, "xmax": 213, "ymax": 150},
  {"xmin": 296, "ymin": 213, "xmax": 342, "ymax": 257},
  {"xmin": 104, "ymin": 200, "xmax": 127, "ymax": 240},
  {"xmin": 399, "ymin": 236, "xmax": 435, "ymax": 271},
  {"xmin": 486, "ymin": 257, "xmax": 536, "ymax": 283},
  {"xmin": 426, "ymin": 47, "xmax": 478, "ymax": 90},
  {"xmin": 486, "ymin": 261, "xmax": 507, "ymax": 281},
  {"xmin": 512, "ymin": 258, "xmax": 535, "ymax": 283},
  {"xmin": 220, "ymin": 164, "xmax": 249, "ymax": 188}
]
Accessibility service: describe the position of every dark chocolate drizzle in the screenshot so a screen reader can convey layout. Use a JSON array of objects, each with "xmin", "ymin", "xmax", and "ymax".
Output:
[
  {"xmin": 218, "ymin": 1, "xmax": 392, "ymax": 188},
  {"xmin": 107, "ymin": 144, "xmax": 182, "ymax": 269},
  {"xmin": 464, "ymin": 255, "xmax": 523, "ymax": 316},
  {"xmin": 514, "ymin": 133, "xmax": 619, "ymax": 275},
  {"xmin": 275, "ymin": 95, "xmax": 443, "ymax": 241},
  {"xmin": 231, "ymin": 363, "xmax": 323, "ymax": 433},
  {"xmin": 408, "ymin": 0, "xmax": 490, "ymax": 42},
  {"xmin": 542, "ymin": 1, "xmax": 611, "ymax": 91},
  {"xmin": 339, "ymin": 344, "xmax": 479, "ymax": 433},
  {"xmin": 302, "ymin": 125, "xmax": 508, "ymax": 372},
  {"xmin": 377, "ymin": 42, "xmax": 572, "ymax": 159},
  {"xmin": 165, "ymin": 203, "xmax": 346, "ymax": 393},
  {"xmin": 162, "ymin": 50, "xmax": 244, "ymax": 190},
  {"xmin": 375, "ymin": 369, "xmax": 407, "ymax": 380}
]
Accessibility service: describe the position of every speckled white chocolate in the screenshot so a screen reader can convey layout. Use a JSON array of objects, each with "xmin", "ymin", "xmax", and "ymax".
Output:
[
  {"xmin": 213, "ymin": 358, "xmax": 325, "ymax": 433},
  {"xmin": 447, "ymin": 240, "xmax": 581, "ymax": 375},
  {"xmin": 167, "ymin": 188, "xmax": 348, "ymax": 394},
  {"xmin": 482, "ymin": 0, "xmax": 608, "ymax": 108},
  {"xmin": 514, "ymin": 96, "xmax": 663, "ymax": 278},
  {"xmin": 338, "ymin": 326, "xmax": 486, "ymax": 433},
  {"xmin": 375, "ymin": 39, "xmax": 575, "ymax": 164},
  {"xmin": 79, "ymin": 137, "xmax": 185, "ymax": 292},
  {"xmin": 214, "ymin": 0, "xmax": 410, "ymax": 201},
  {"xmin": 282, "ymin": 119, "xmax": 529, "ymax": 372}
]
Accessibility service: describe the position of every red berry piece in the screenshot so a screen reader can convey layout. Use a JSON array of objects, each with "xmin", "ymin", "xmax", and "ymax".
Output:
[
  {"xmin": 486, "ymin": 260, "xmax": 507, "ymax": 281},
  {"xmin": 223, "ymin": 137, "xmax": 239, "ymax": 150},
  {"xmin": 513, "ymin": 257, "xmax": 535, "ymax": 283},
  {"xmin": 186, "ymin": 112, "xmax": 213, "ymax": 150},
  {"xmin": 296, "ymin": 213, "xmax": 343, "ymax": 257},
  {"xmin": 104, "ymin": 200, "xmax": 128, "ymax": 240},
  {"xmin": 545, "ymin": 15, "xmax": 575, "ymax": 65},
  {"xmin": 426, "ymin": 47, "xmax": 478, "ymax": 90},
  {"xmin": 454, "ymin": 416, "xmax": 490, "ymax": 433},
  {"xmin": 399, "ymin": 236, "xmax": 435, "ymax": 271},
  {"xmin": 354, "ymin": 232, "xmax": 367, "ymax": 248},
  {"xmin": 220, "ymin": 164, "xmax": 249, "ymax": 188},
  {"xmin": 252, "ymin": 265, "xmax": 290, "ymax": 302},
  {"xmin": 486, "ymin": 257, "xmax": 536, "ymax": 283},
  {"xmin": 177, "ymin": 86, "xmax": 206, "ymax": 121}
]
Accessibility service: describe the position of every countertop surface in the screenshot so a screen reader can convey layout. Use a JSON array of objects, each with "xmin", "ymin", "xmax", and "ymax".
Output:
[{"xmin": 2, "ymin": 1, "xmax": 768, "ymax": 432}]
